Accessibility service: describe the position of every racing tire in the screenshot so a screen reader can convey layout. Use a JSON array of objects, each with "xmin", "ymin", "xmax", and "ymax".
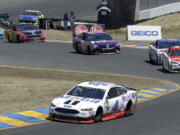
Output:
[
  {"xmin": 115, "ymin": 48, "xmax": 121, "ymax": 54},
  {"xmin": 162, "ymin": 62, "xmax": 167, "ymax": 72},
  {"xmin": 7, "ymin": 35, "xmax": 12, "ymax": 43},
  {"xmin": 125, "ymin": 102, "xmax": 135, "ymax": 117},
  {"xmin": 94, "ymin": 108, "xmax": 103, "ymax": 122},
  {"xmin": 15, "ymin": 35, "xmax": 20, "ymax": 43},
  {"xmin": 85, "ymin": 46, "xmax": 92, "ymax": 55},
  {"xmin": 75, "ymin": 43, "xmax": 81, "ymax": 54},
  {"xmin": 149, "ymin": 53, "xmax": 153, "ymax": 62}
]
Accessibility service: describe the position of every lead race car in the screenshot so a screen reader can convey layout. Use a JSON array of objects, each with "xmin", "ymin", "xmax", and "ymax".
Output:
[
  {"xmin": 49, "ymin": 81, "xmax": 137, "ymax": 123},
  {"xmin": 73, "ymin": 24, "xmax": 121, "ymax": 55},
  {"xmin": 149, "ymin": 39, "xmax": 180, "ymax": 64},
  {"xmin": 162, "ymin": 46, "xmax": 180, "ymax": 72},
  {"xmin": 5, "ymin": 24, "xmax": 46, "ymax": 43}
]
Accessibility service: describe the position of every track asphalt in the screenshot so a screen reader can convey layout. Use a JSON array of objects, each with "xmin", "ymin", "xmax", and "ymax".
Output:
[
  {"xmin": 0, "ymin": 0, "xmax": 180, "ymax": 134},
  {"xmin": 0, "ymin": 42, "xmax": 179, "ymax": 135}
]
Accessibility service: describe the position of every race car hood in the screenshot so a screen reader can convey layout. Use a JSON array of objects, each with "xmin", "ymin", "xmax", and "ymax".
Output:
[
  {"xmin": 52, "ymin": 95, "xmax": 101, "ymax": 109},
  {"xmin": 19, "ymin": 15, "xmax": 38, "ymax": 21},
  {"xmin": 90, "ymin": 40, "xmax": 119, "ymax": 46},
  {"xmin": 21, "ymin": 30, "xmax": 42, "ymax": 35},
  {"xmin": 171, "ymin": 56, "xmax": 180, "ymax": 62}
]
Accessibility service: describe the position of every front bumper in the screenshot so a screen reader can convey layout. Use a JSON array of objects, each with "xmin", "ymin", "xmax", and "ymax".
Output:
[
  {"xmin": 169, "ymin": 63, "xmax": 180, "ymax": 72},
  {"xmin": 49, "ymin": 107, "xmax": 95, "ymax": 120},
  {"xmin": 92, "ymin": 46, "xmax": 120, "ymax": 54}
]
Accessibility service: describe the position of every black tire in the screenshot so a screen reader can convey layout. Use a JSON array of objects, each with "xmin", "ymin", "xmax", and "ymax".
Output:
[
  {"xmin": 162, "ymin": 62, "xmax": 166, "ymax": 71},
  {"xmin": 149, "ymin": 53, "xmax": 152, "ymax": 62},
  {"xmin": 75, "ymin": 43, "xmax": 80, "ymax": 54},
  {"xmin": 94, "ymin": 108, "xmax": 103, "ymax": 122},
  {"xmin": 85, "ymin": 46, "xmax": 91, "ymax": 55},
  {"xmin": 125, "ymin": 102, "xmax": 134, "ymax": 116},
  {"xmin": 16, "ymin": 35, "xmax": 21, "ymax": 43}
]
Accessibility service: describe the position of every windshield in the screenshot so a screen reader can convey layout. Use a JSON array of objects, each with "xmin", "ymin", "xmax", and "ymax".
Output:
[
  {"xmin": 18, "ymin": 25, "xmax": 38, "ymax": 31},
  {"xmin": 23, "ymin": 12, "xmax": 38, "ymax": 16},
  {"xmin": 158, "ymin": 41, "xmax": 180, "ymax": 49},
  {"xmin": 172, "ymin": 49, "xmax": 180, "ymax": 56},
  {"xmin": 87, "ymin": 33, "xmax": 112, "ymax": 41},
  {"xmin": 67, "ymin": 86, "xmax": 105, "ymax": 99}
]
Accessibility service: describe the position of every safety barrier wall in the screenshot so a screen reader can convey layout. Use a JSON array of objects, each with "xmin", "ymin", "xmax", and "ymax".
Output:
[
  {"xmin": 137, "ymin": 1, "xmax": 180, "ymax": 20},
  {"xmin": 109, "ymin": 0, "xmax": 180, "ymax": 28},
  {"xmin": 140, "ymin": 0, "xmax": 180, "ymax": 10}
]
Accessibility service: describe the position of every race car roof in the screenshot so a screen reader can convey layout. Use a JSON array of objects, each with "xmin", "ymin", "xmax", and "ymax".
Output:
[
  {"xmin": 24, "ymin": 10, "xmax": 41, "ymax": 13},
  {"xmin": 78, "ymin": 81, "xmax": 121, "ymax": 90},
  {"xmin": 157, "ymin": 39, "xmax": 180, "ymax": 43}
]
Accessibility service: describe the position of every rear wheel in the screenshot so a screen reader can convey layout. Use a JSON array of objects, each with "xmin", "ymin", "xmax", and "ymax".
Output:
[
  {"xmin": 125, "ymin": 102, "xmax": 135, "ymax": 116},
  {"xmin": 94, "ymin": 108, "xmax": 103, "ymax": 122}
]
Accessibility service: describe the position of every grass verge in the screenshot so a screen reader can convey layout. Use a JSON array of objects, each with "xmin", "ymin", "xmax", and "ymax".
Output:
[
  {"xmin": 0, "ymin": 66, "xmax": 175, "ymax": 114},
  {"xmin": 45, "ymin": 13, "xmax": 180, "ymax": 45}
]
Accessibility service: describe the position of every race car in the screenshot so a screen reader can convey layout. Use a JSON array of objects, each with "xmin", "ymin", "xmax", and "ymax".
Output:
[
  {"xmin": 149, "ymin": 39, "xmax": 180, "ymax": 64},
  {"xmin": 162, "ymin": 46, "xmax": 180, "ymax": 72},
  {"xmin": 73, "ymin": 24, "xmax": 121, "ymax": 55},
  {"xmin": 0, "ymin": 13, "xmax": 10, "ymax": 27},
  {"xmin": 5, "ymin": 24, "xmax": 46, "ymax": 43},
  {"xmin": 19, "ymin": 10, "xmax": 44, "ymax": 25},
  {"xmin": 0, "ymin": 27, "xmax": 4, "ymax": 39},
  {"xmin": 49, "ymin": 81, "xmax": 137, "ymax": 123}
]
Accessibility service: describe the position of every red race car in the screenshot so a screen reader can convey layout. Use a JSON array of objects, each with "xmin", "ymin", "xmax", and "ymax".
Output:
[
  {"xmin": 162, "ymin": 46, "xmax": 180, "ymax": 72},
  {"xmin": 5, "ymin": 24, "xmax": 46, "ymax": 43}
]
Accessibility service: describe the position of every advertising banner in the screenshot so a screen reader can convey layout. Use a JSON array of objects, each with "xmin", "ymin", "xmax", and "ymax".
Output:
[{"xmin": 127, "ymin": 25, "xmax": 162, "ymax": 41}]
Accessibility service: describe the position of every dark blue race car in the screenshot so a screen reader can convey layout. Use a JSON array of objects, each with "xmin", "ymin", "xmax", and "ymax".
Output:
[{"xmin": 73, "ymin": 31, "xmax": 121, "ymax": 55}]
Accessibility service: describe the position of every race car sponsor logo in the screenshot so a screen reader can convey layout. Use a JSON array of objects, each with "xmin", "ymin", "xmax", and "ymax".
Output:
[
  {"xmin": 74, "ymin": 25, "xmax": 88, "ymax": 36},
  {"xmin": 112, "ymin": 100, "xmax": 119, "ymax": 113},
  {"xmin": 89, "ymin": 81, "xmax": 109, "ymax": 86},
  {"xmin": 60, "ymin": 95, "xmax": 100, "ymax": 104}
]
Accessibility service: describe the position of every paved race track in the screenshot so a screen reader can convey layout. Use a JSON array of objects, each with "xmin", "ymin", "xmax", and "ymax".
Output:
[
  {"xmin": 0, "ymin": 42, "xmax": 179, "ymax": 135},
  {"xmin": 0, "ymin": 0, "xmax": 99, "ymax": 21},
  {"xmin": 0, "ymin": 0, "xmax": 180, "ymax": 134}
]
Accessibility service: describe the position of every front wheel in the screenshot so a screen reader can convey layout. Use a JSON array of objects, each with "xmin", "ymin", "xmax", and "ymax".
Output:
[{"xmin": 94, "ymin": 109, "xmax": 103, "ymax": 122}]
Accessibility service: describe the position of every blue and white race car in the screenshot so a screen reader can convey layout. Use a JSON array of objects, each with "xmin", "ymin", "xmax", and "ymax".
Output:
[
  {"xmin": 0, "ymin": 27, "xmax": 4, "ymax": 39},
  {"xmin": 149, "ymin": 39, "xmax": 180, "ymax": 64},
  {"xmin": 49, "ymin": 81, "xmax": 137, "ymax": 123},
  {"xmin": 73, "ymin": 24, "xmax": 121, "ymax": 55}
]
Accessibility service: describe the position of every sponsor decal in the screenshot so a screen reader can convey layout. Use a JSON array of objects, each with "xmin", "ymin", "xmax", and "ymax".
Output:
[
  {"xmin": 112, "ymin": 101, "xmax": 119, "ymax": 113},
  {"xmin": 60, "ymin": 96, "xmax": 100, "ymax": 104},
  {"xmin": 89, "ymin": 81, "xmax": 109, "ymax": 86}
]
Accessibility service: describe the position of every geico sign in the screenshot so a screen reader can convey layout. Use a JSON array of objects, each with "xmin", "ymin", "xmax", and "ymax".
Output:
[
  {"xmin": 127, "ymin": 25, "xmax": 162, "ymax": 41},
  {"xmin": 131, "ymin": 31, "xmax": 159, "ymax": 36}
]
